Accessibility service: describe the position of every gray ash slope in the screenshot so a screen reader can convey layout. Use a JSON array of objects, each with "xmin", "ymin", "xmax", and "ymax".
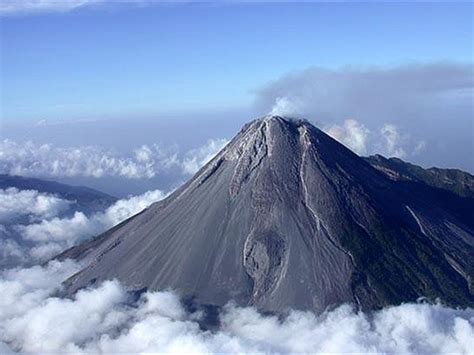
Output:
[{"xmin": 59, "ymin": 116, "xmax": 474, "ymax": 313}]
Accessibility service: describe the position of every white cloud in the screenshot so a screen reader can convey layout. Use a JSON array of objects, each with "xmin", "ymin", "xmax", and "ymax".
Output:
[
  {"xmin": 102, "ymin": 189, "xmax": 166, "ymax": 226},
  {"xmin": 0, "ymin": 188, "xmax": 167, "ymax": 265},
  {"xmin": 269, "ymin": 96, "xmax": 302, "ymax": 117},
  {"xmin": 0, "ymin": 260, "xmax": 472, "ymax": 353},
  {"xmin": 325, "ymin": 119, "xmax": 370, "ymax": 155},
  {"xmin": 0, "ymin": 259, "xmax": 81, "ymax": 321},
  {"xmin": 137, "ymin": 139, "xmax": 227, "ymax": 175},
  {"xmin": 134, "ymin": 145, "xmax": 154, "ymax": 163},
  {"xmin": 180, "ymin": 138, "xmax": 229, "ymax": 175},
  {"xmin": 1, "ymin": 0, "xmax": 277, "ymax": 16},
  {"xmin": 14, "ymin": 189, "xmax": 167, "ymax": 261},
  {"xmin": 0, "ymin": 238, "xmax": 26, "ymax": 265},
  {"xmin": 17, "ymin": 211, "xmax": 94, "ymax": 244},
  {"xmin": 380, "ymin": 124, "xmax": 407, "ymax": 158},
  {"xmin": 413, "ymin": 140, "xmax": 427, "ymax": 156},
  {"xmin": 0, "ymin": 226, "xmax": 27, "ymax": 268},
  {"xmin": 0, "ymin": 0, "xmax": 103, "ymax": 15},
  {"xmin": 0, "ymin": 181, "xmax": 472, "ymax": 352},
  {"xmin": 0, "ymin": 139, "xmax": 227, "ymax": 179},
  {"xmin": 255, "ymin": 63, "xmax": 474, "ymax": 171},
  {"xmin": 0, "ymin": 140, "xmax": 156, "ymax": 179},
  {"xmin": 0, "ymin": 188, "xmax": 71, "ymax": 223},
  {"xmin": 324, "ymin": 119, "xmax": 423, "ymax": 158}
]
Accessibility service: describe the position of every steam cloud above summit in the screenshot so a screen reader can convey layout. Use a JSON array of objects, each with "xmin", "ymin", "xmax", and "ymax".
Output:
[{"xmin": 257, "ymin": 63, "xmax": 473, "ymax": 170}]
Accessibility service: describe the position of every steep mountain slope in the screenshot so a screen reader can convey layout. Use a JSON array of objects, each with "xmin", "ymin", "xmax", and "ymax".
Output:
[
  {"xmin": 59, "ymin": 116, "xmax": 474, "ymax": 313},
  {"xmin": 365, "ymin": 155, "xmax": 474, "ymax": 198}
]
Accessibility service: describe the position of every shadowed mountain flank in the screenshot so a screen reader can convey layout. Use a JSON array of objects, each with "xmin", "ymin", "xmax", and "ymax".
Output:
[
  {"xmin": 58, "ymin": 116, "xmax": 474, "ymax": 313},
  {"xmin": 365, "ymin": 155, "xmax": 474, "ymax": 198}
]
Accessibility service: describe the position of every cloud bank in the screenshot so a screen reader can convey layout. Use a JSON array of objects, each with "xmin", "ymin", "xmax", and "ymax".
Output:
[
  {"xmin": 324, "ymin": 119, "xmax": 412, "ymax": 158},
  {"xmin": 0, "ymin": 188, "xmax": 72, "ymax": 223},
  {"xmin": 0, "ymin": 260, "xmax": 472, "ymax": 353},
  {"xmin": 257, "ymin": 63, "xmax": 473, "ymax": 170},
  {"xmin": 324, "ymin": 119, "xmax": 371, "ymax": 155},
  {"xmin": 0, "ymin": 138, "xmax": 227, "ymax": 179},
  {"xmin": 21, "ymin": 188, "xmax": 166, "ymax": 261},
  {"xmin": 180, "ymin": 138, "xmax": 229, "ymax": 175},
  {"xmin": 1, "ymin": 187, "xmax": 167, "ymax": 265}
]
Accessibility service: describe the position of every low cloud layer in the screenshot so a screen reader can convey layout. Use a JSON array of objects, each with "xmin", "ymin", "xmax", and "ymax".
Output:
[
  {"xmin": 1, "ymin": 182, "xmax": 473, "ymax": 351},
  {"xmin": 180, "ymin": 138, "xmax": 229, "ymax": 175},
  {"xmin": 0, "ymin": 188, "xmax": 71, "ymax": 223},
  {"xmin": 0, "ymin": 138, "xmax": 228, "ymax": 179},
  {"xmin": 0, "ymin": 187, "xmax": 167, "ymax": 265},
  {"xmin": 0, "ymin": 260, "xmax": 473, "ymax": 353},
  {"xmin": 257, "ymin": 63, "xmax": 473, "ymax": 170}
]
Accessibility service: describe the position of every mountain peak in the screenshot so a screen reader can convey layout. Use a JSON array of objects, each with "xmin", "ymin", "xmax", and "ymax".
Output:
[
  {"xmin": 261, "ymin": 114, "xmax": 307, "ymax": 124},
  {"xmin": 224, "ymin": 115, "xmax": 314, "ymax": 159},
  {"xmin": 59, "ymin": 116, "xmax": 474, "ymax": 314},
  {"xmin": 237, "ymin": 114, "xmax": 311, "ymax": 134}
]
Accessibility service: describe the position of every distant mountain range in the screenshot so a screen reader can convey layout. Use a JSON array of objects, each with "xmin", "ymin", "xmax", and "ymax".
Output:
[
  {"xmin": 0, "ymin": 174, "xmax": 117, "ymax": 215},
  {"xmin": 0, "ymin": 175, "xmax": 118, "ymax": 269},
  {"xmin": 365, "ymin": 155, "xmax": 474, "ymax": 198},
  {"xmin": 58, "ymin": 116, "xmax": 474, "ymax": 314}
]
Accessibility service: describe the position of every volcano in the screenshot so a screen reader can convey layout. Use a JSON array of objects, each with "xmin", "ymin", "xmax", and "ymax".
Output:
[{"xmin": 59, "ymin": 116, "xmax": 474, "ymax": 313}]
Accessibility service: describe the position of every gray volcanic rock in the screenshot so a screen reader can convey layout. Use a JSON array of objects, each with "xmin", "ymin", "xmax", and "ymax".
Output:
[{"xmin": 59, "ymin": 116, "xmax": 474, "ymax": 313}]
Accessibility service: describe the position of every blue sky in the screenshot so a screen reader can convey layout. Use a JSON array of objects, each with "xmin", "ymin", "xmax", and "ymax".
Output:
[{"xmin": 1, "ymin": 1, "xmax": 472, "ymax": 123}]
